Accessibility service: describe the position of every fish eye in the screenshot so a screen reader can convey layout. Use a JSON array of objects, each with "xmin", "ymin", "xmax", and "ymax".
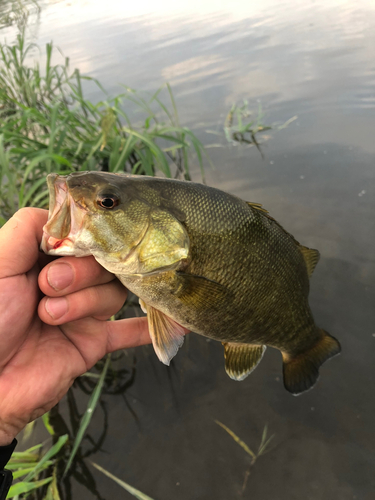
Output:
[{"xmin": 97, "ymin": 194, "xmax": 119, "ymax": 209}]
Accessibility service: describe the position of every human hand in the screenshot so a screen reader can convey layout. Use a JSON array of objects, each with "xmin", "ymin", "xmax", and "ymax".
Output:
[{"xmin": 0, "ymin": 208, "xmax": 152, "ymax": 446}]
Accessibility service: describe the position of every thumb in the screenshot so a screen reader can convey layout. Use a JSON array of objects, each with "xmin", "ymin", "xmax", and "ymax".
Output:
[{"xmin": 0, "ymin": 208, "xmax": 48, "ymax": 279}]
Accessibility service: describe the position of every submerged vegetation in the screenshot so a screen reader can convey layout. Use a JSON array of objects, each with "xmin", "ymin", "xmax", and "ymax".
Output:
[
  {"xmin": 216, "ymin": 421, "xmax": 274, "ymax": 495},
  {"xmin": 224, "ymin": 100, "xmax": 297, "ymax": 159},
  {"xmin": 224, "ymin": 100, "xmax": 272, "ymax": 158}
]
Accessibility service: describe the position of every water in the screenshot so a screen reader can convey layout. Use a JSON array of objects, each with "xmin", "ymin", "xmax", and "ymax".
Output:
[{"xmin": 1, "ymin": 1, "xmax": 375, "ymax": 498}]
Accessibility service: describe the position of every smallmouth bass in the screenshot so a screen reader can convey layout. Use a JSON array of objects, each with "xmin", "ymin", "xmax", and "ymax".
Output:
[{"xmin": 41, "ymin": 172, "xmax": 341, "ymax": 394}]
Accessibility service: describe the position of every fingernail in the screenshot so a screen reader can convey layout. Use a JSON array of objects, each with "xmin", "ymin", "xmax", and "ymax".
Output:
[
  {"xmin": 47, "ymin": 263, "xmax": 74, "ymax": 291},
  {"xmin": 45, "ymin": 297, "xmax": 68, "ymax": 320}
]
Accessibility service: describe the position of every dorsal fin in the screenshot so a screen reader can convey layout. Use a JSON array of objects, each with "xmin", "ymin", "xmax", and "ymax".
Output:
[
  {"xmin": 246, "ymin": 201, "xmax": 300, "ymax": 245},
  {"xmin": 247, "ymin": 201, "xmax": 320, "ymax": 278},
  {"xmin": 246, "ymin": 201, "xmax": 270, "ymax": 215},
  {"xmin": 298, "ymin": 245, "xmax": 320, "ymax": 278}
]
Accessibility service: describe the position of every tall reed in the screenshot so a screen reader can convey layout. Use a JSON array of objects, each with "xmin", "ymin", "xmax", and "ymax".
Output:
[{"xmin": 0, "ymin": 34, "xmax": 208, "ymax": 225}]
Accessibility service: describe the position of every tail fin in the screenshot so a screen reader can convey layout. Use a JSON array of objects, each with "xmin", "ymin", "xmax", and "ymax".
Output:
[{"xmin": 282, "ymin": 329, "xmax": 341, "ymax": 395}]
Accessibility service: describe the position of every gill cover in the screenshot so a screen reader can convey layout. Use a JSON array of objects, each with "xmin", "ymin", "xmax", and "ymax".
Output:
[{"xmin": 113, "ymin": 209, "xmax": 190, "ymax": 276}]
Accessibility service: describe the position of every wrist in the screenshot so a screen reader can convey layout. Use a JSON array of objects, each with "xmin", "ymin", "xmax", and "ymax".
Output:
[
  {"xmin": 0, "ymin": 438, "xmax": 14, "ymax": 447},
  {"xmin": 0, "ymin": 413, "xmax": 25, "ymax": 447},
  {"xmin": 0, "ymin": 430, "xmax": 16, "ymax": 447}
]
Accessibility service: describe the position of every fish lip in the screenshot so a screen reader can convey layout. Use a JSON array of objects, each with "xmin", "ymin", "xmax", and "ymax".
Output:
[
  {"xmin": 41, "ymin": 174, "xmax": 88, "ymax": 255},
  {"xmin": 41, "ymin": 236, "xmax": 76, "ymax": 255}
]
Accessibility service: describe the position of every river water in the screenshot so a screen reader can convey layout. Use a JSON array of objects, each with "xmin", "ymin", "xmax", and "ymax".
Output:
[{"xmin": 1, "ymin": 1, "xmax": 375, "ymax": 499}]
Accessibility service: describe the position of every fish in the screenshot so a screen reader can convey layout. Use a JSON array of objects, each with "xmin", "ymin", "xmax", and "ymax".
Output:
[{"xmin": 41, "ymin": 171, "xmax": 341, "ymax": 395}]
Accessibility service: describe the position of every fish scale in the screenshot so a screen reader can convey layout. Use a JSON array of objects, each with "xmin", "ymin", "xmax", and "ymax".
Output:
[{"xmin": 41, "ymin": 172, "xmax": 341, "ymax": 394}]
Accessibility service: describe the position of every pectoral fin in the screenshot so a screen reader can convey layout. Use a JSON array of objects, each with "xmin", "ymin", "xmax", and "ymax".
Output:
[
  {"xmin": 147, "ymin": 304, "xmax": 187, "ymax": 365},
  {"xmin": 223, "ymin": 343, "xmax": 266, "ymax": 381},
  {"xmin": 174, "ymin": 272, "xmax": 230, "ymax": 309},
  {"xmin": 139, "ymin": 298, "xmax": 147, "ymax": 314}
]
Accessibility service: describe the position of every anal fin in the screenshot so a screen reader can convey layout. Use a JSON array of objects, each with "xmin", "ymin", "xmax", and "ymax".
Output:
[
  {"xmin": 147, "ymin": 304, "xmax": 187, "ymax": 366},
  {"xmin": 223, "ymin": 343, "xmax": 266, "ymax": 381}
]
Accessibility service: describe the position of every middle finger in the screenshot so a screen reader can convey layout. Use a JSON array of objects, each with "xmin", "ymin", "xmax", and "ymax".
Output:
[{"xmin": 38, "ymin": 278, "xmax": 127, "ymax": 325}]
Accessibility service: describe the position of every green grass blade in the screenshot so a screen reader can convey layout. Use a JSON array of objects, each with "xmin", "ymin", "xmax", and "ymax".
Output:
[
  {"xmin": 131, "ymin": 160, "xmax": 142, "ymax": 174},
  {"xmin": 22, "ymin": 421, "xmax": 36, "ymax": 442},
  {"xmin": 122, "ymin": 127, "xmax": 171, "ymax": 177},
  {"xmin": 215, "ymin": 420, "xmax": 256, "ymax": 460},
  {"xmin": 64, "ymin": 354, "xmax": 111, "ymax": 475},
  {"xmin": 111, "ymin": 134, "xmax": 137, "ymax": 172},
  {"xmin": 24, "ymin": 434, "xmax": 68, "ymax": 482},
  {"xmin": 6, "ymin": 461, "xmax": 53, "ymax": 470},
  {"xmin": 257, "ymin": 424, "xmax": 274, "ymax": 456},
  {"xmin": 21, "ymin": 176, "xmax": 49, "ymax": 208},
  {"xmin": 12, "ymin": 467, "xmax": 37, "ymax": 480},
  {"xmin": 166, "ymin": 83, "xmax": 179, "ymax": 126},
  {"xmin": 43, "ymin": 470, "xmax": 61, "ymax": 500},
  {"xmin": 186, "ymin": 131, "xmax": 206, "ymax": 182},
  {"xmin": 7, "ymin": 477, "xmax": 52, "ymax": 498},
  {"xmin": 91, "ymin": 462, "xmax": 155, "ymax": 500},
  {"xmin": 31, "ymin": 188, "xmax": 50, "ymax": 208},
  {"xmin": 12, "ymin": 461, "xmax": 51, "ymax": 480},
  {"xmin": 42, "ymin": 412, "xmax": 55, "ymax": 436},
  {"xmin": 10, "ymin": 444, "xmax": 43, "ymax": 460}
]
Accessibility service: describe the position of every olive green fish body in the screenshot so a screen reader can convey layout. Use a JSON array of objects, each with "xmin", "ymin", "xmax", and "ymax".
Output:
[
  {"xmin": 41, "ymin": 172, "xmax": 341, "ymax": 394},
  {"xmin": 115, "ymin": 178, "xmax": 315, "ymax": 352}
]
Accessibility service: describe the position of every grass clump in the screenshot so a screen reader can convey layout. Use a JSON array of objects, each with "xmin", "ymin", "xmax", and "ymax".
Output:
[
  {"xmin": 223, "ymin": 100, "xmax": 297, "ymax": 159},
  {"xmin": 6, "ymin": 434, "xmax": 68, "ymax": 499},
  {"xmin": 0, "ymin": 34, "xmax": 207, "ymax": 225},
  {"xmin": 224, "ymin": 100, "xmax": 271, "ymax": 158}
]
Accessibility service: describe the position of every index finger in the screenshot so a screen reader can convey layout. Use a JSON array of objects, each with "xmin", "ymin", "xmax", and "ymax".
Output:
[{"xmin": 0, "ymin": 208, "xmax": 48, "ymax": 278}]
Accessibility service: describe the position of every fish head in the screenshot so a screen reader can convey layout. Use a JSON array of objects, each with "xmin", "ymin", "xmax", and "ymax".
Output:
[{"xmin": 41, "ymin": 172, "xmax": 189, "ymax": 276}]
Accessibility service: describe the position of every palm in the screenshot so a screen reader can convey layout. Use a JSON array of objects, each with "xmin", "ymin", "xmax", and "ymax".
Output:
[{"xmin": 0, "ymin": 261, "xmax": 87, "ymax": 430}]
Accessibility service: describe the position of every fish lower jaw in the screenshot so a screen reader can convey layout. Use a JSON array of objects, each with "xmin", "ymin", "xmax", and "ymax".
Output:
[{"xmin": 41, "ymin": 235, "xmax": 77, "ymax": 256}]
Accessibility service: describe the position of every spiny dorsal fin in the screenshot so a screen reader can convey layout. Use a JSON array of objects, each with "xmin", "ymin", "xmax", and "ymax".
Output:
[
  {"xmin": 247, "ymin": 201, "xmax": 320, "ymax": 278},
  {"xmin": 246, "ymin": 201, "xmax": 270, "ymax": 215},
  {"xmin": 146, "ymin": 304, "xmax": 187, "ymax": 365},
  {"xmin": 223, "ymin": 342, "xmax": 266, "ymax": 381},
  {"xmin": 246, "ymin": 201, "xmax": 300, "ymax": 245},
  {"xmin": 299, "ymin": 245, "xmax": 320, "ymax": 278}
]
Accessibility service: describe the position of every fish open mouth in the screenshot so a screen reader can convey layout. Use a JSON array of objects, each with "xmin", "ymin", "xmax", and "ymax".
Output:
[{"xmin": 41, "ymin": 174, "xmax": 87, "ymax": 255}]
